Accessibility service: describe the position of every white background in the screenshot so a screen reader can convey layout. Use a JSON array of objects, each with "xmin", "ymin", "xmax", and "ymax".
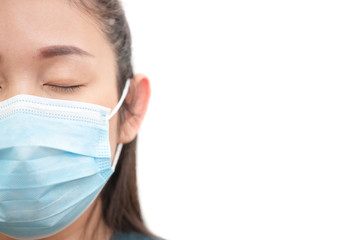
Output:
[{"xmin": 123, "ymin": 1, "xmax": 360, "ymax": 239}]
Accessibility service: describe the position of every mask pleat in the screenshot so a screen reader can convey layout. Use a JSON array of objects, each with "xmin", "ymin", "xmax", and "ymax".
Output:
[
  {"xmin": 0, "ymin": 113, "xmax": 110, "ymax": 158},
  {"xmin": 0, "ymin": 154, "xmax": 101, "ymax": 189},
  {"xmin": 0, "ymin": 185, "xmax": 102, "ymax": 239},
  {"xmin": 0, "ymin": 172, "xmax": 107, "ymax": 223}
]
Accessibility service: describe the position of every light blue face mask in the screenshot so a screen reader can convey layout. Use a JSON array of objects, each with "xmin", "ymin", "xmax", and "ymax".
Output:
[{"xmin": 0, "ymin": 80, "xmax": 130, "ymax": 240}]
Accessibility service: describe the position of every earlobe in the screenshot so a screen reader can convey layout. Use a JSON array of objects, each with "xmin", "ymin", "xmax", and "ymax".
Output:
[{"xmin": 117, "ymin": 74, "xmax": 151, "ymax": 144}]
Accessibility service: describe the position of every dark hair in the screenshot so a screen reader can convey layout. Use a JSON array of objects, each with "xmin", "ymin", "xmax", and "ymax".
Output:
[{"xmin": 69, "ymin": 0, "xmax": 156, "ymax": 238}]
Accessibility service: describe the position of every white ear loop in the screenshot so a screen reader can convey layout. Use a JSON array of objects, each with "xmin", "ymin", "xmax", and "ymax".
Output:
[
  {"xmin": 108, "ymin": 79, "xmax": 130, "ymax": 170},
  {"xmin": 107, "ymin": 79, "xmax": 131, "ymax": 120},
  {"xmin": 111, "ymin": 144, "xmax": 123, "ymax": 170}
]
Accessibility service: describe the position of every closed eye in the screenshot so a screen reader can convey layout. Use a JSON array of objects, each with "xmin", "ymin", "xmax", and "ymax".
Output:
[{"xmin": 45, "ymin": 84, "xmax": 82, "ymax": 93}]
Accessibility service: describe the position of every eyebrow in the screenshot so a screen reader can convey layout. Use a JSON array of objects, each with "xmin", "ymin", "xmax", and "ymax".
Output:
[{"xmin": 38, "ymin": 45, "xmax": 94, "ymax": 59}]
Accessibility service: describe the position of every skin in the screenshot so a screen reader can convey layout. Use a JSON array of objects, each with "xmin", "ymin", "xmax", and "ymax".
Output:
[{"xmin": 0, "ymin": 0, "xmax": 150, "ymax": 239}]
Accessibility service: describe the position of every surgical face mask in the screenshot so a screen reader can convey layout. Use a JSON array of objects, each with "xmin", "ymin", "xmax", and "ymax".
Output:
[{"xmin": 0, "ymin": 80, "xmax": 130, "ymax": 240}]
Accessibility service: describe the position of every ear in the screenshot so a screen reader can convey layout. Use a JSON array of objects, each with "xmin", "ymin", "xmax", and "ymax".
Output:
[{"xmin": 117, "ymin": 74, "xmax": 151, "ymax": 143}]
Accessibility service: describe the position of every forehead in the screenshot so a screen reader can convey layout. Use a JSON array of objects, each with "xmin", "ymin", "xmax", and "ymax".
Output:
[{"xmin": 0, "ymin": 0, "xmax": 109, "ymax": 59}]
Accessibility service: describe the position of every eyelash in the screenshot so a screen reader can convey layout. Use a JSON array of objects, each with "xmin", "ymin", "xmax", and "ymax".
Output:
[{"xmin": 45, "ymin": 84, "xmax": 82, "ymax": 93}]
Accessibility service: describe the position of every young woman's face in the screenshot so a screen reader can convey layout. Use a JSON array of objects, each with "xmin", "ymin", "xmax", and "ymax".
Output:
[
  {"xmin": 0, "ymin": 0, "xmax": 120, "ymax": 160},
  {"xmin": 0, "ymin": 1, "xmax": 150, "ymax": 239}
]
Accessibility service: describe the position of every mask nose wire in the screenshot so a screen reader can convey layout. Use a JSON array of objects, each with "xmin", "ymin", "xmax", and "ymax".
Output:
[{"xmin": 106, "ymin": 79, "xmax": 131, "ymax": 121}]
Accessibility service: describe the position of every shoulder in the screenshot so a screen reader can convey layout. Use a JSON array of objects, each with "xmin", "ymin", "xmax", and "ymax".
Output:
[{"xmin": 111, "ymin": 232, "xmax": 159, "ymax": 240}]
